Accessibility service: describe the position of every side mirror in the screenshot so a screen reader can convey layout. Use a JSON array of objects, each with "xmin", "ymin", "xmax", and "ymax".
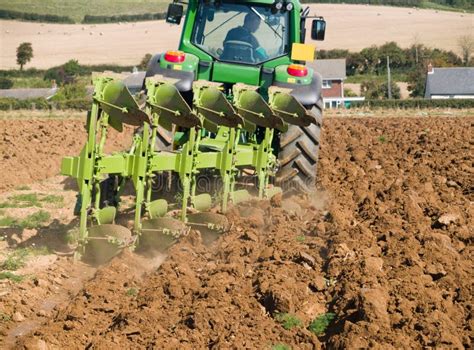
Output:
[
  {"xmin": 166, "ymin": 3, "xmax": 184, "ymax": 25},
  {"xmin": 311, "ymin": 19, "xmax": 326, "ymax": 41},
  {"xmin": 207, "ymin": 8, "xmax": 215, "ymax": 22}
]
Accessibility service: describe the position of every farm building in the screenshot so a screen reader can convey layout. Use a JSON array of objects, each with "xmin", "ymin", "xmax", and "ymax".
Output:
[
  {"xmin": 308, "ymin": 58, "xmax": 346, "ymax": 108},
  {"xmin": 425, "ymin": 66, "xmax": 474, "ymax": 99}
]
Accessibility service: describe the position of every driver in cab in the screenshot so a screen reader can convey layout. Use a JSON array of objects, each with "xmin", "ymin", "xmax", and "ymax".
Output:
[{"xmin": 223, "ymin": 12, "xmax": 268, "ymax": 61}]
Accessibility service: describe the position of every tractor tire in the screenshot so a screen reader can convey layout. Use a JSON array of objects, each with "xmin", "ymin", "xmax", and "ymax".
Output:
[{"xmin": 277, "ymin": 106, "xmax": 323, "ymax": 193}]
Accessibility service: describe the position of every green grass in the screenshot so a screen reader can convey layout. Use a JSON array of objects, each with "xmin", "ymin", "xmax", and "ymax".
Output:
[
  {"xmin": 346, "ymin": 73, "xmax": 409, "ymax": 84},
  {"xmin": 0, "ymin": 193, "xmax": 41, "ymax": 208},
  {"xmin": 15, "ymin": 185, "xmax": 32, "ymax": 191},
  {"xmin": 0, "ymin": 0, "xmax": 470, "ymax": 23},
  {"xmin": 1, "ymin": 248, "xmax": 30, "ymax": 270},
  {"xmin": 0, "ymin": 216, "xmax": 17, "ymax": 227},
  {"xmin": 1, "ymin": 246, "xmax": 50, "ymax": 271},
  {"xmin": 0, "ymin": 193, "xmax": 63, "ymax": 208},
  {"xmin": 0, "ymin": 271, "xmax": 24, "ymax": 282},
  {"xmin": 308, "ymin": 313, "xmax": 336, "ymax": 336},
  {"xmin": 272, "ymin": 344, "xmax": 291, "ymax": 350},
  {"xmin": 0, "ymin": 312, "xmax": 12, "ymax": 322},
  {"xmin": 296, "ymin": 235, "xmax": 306, "ymax": 243},
  {"xmin": 275, "ymin": 313, "xmax": 302, "ymax": 330},
  {"xmin": 11, "ymin": 77, "xmax": 51, "ymax": 89},
  {"xmin": 19, "ymin": 211, "xmax": 51, "ymax": 229},
  {"xmin": 0, "ymin": 0, "xmax": 170, "ymax": 23},
  {"xmin": 126, "ymin": 287, "xmax": 138, "ymax": 297},
  {"xmin": 0, "ymin": 210, "xmax": 51, "ymax": 229},
  {"xmin": 378, "ymin": 135, "xmax": 388, "ymax": 143},
  {"xmin": 420, "ymin": 1, "xmax": 472, "ymax": 13},
  {"xmin": 41, "ymin": 194, "xmax": 64, "ymax": 207}
]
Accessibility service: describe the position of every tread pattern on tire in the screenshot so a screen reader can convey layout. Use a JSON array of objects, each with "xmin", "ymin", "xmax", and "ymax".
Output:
[{"xmin": 277, "ymin": 106, "xmax": 323, "ymax": 192}]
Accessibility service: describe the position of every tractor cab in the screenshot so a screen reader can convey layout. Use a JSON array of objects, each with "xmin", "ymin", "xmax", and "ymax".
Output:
[
  {"xmin": 158, "ymin": 0, "xmax": 326, "ymax": 90},
  {"xmin": 191, "ymin": 2, "xmax": 290, "ymax": 65}
]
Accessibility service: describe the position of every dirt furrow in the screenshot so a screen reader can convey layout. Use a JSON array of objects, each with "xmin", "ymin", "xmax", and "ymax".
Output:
[{"xmin": 1, "ymin": 115, "xmax": 472, "ymax": 349}]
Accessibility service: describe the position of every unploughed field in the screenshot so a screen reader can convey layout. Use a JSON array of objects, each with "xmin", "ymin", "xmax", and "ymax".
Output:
[
  {"xmin": 0, "ymin": 108, "xmax": 472, "ymax": 349},
  {"xmin": 1, "ymin": 4, "xmax": 473, "ymax": 69},
  {"xmin": 0, "ymin": 0, "xmax": 170, "ymax": 23}
]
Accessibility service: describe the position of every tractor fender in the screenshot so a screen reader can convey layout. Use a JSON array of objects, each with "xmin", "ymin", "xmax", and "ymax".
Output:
[
  {"xmin": 273, "ymin": 72, "xmax": 323, "ymax": 108},
  {"xmin": 145, "ymin": 53, "xmax": 195, "ymax": 92}
]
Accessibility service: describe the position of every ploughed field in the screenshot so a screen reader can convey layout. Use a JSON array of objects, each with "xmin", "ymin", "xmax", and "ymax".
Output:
[{"xmin": 0, "ymin": 111, "xmax": 472, "ymax": 348}]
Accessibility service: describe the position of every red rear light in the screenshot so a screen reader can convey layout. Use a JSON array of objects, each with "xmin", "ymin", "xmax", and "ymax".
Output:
[
  {"xmin": 164, "ymin": 50, "xmax": 185, "ymax": 63},
  {"xmin": 287, "ymin": 64, "xmax": 308, "ymax": 77}
]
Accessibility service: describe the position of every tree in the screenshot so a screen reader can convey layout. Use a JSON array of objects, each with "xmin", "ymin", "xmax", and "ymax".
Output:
[
  {"xmin": 138, "ymin": 53, "xmax": 152, "ymax": 70},
  {"xmin": 44, "ymin": 59, "xmax": 82, "ymax": 85},
  {"xmin": 16, "ymin": 42, "xmax": 33, "ymax": 70},
  {"xmin": 407, "ymin": 65, "xmax": 427, "ymax": 98},
  {"xmin": 379, "ymin": 42, "xmax": 407, "ymax": 70},
  {"xmin": 361, "ymin": 80, "xmax": 400, "ymax": 100},
  {"xmin": 458, "ymin": 35, "xmax": 474, "ymax": 66}
]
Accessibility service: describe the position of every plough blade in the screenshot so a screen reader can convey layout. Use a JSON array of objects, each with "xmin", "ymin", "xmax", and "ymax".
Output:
[
  {"xmin": 63, "ymin": 69, "xmax": 314, "ymax": 262},
  {"xmin": 83, "ymin": 224, "xmax": 133, "ymax": 265},
  {"xmin": 98, "ymin": 80, "xmax": 149, "ymax": 131},
  {"xmin": 139, "ymin": 217, "xmax": 188, "ymax": 252},
  {"xmin": 96, "ymin": 206, "xmax": 117, "ymax": 225},
  {"xmin": 233, "ymin": 84, "xmax": 286, "ymax": 132},
  {"xmin": 194, "ymin": 81, "xmax": 243, "ymax": 132},
  {"xmin": 147, "ymin": 77, "xmax": 201, "ymax": 130},
  {"xmin": 148, "ymin": 199, "xmax": 169, "ymax": 219},
  {"xmin": 232, "ymin": 189, "xmax": 252, "ymax": 205},
  {"xmin": 193, "ymin": 193, "xmax": 212, "ymax": 212},
  {"xmin": 269, "ymin": 87, "xmax": 317, "ymax": 127},
  {"xmin": 187, "ymin": 212, "xmax": 230, "ymax": 245}
]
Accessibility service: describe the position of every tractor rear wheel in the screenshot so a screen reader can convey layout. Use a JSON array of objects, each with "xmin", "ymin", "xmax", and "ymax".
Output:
[{"xmin": 277, "ymin": 106, "xmax": 323, "ymax": 193}]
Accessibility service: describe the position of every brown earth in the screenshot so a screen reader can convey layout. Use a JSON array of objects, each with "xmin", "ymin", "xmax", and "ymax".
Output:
[
  {"xmin": 0, "ymin": 112, "xmax": 134, "ymax": 192},
  {"xmin": 1, "ymin": 4, "xmax": 473, "ymax": 69},
  {"xmin": 0, "ymin": 111, "xmax": 472, "ymax": 349}
]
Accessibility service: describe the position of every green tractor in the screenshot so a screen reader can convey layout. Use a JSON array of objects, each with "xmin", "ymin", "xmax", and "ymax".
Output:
[{"xmin": 61, "ymin": 0, "xmax": 326, "ymax": 262}]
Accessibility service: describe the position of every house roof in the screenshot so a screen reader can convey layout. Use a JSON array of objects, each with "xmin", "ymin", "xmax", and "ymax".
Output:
[
  {"xmin": 425, "ymin": 67, "xmax": 474, "ymax": 98},
  {"xmin": 0, "ymin": 88, "xmax": 57, "ymax": 100},
  {"xmin": 307, "ymin": 59, "xmax": 346, "ymax": 80}
]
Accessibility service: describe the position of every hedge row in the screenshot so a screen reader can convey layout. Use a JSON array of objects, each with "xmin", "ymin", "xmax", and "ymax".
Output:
[
  {"xmin": 0, "ymin": 9, "xmax": 74, "ymax": 24},
  {"xmin": 82, "ymin": 12, "xmax": 167, "ymax": 24},
  {"xmin": 0, "ymin": 98, "xmax": 91, "ymax": 111},
  {"xmin": 2, "ymin": 97, "xmax": 473, "ymax": 112},
  {"xmin": 0, "ymin": 64, "xmax": 134, "ymax": 80},
  {"xmin": 302, "ymin": 0, "xmax": 472, "ymax": 9},
  {"xmin": 0, "ymin": 9, "xmax": 166, "ymax": 24},
  {"xmin": 349, "ymin": 99, "xmax": 474, "ymax": 109},
  {"xmin": 2, "ymin": 1, "xmax": 471, "ymax": 25},
  {"xmin": 302, "ymin": 0, "xmax": 423, "ymax": 4}
]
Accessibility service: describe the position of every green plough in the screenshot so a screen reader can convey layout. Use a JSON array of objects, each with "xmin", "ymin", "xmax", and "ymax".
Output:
[
  {"xmin": 62, "ymin": 73, "xmax": 313, "ymax": 262},
  {"xmin": 61, "ymin": 0, "xmax": 327, "ymax": 262}
]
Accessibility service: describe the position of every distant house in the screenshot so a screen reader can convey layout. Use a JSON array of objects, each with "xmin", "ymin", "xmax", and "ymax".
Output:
[
  {"xmin": 425, "ymin": 66, "xmax": 474, "ymax": 99},
  {"xmin": 308, "ymin": 58, "xmax": 348, "ymax": 108}
]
